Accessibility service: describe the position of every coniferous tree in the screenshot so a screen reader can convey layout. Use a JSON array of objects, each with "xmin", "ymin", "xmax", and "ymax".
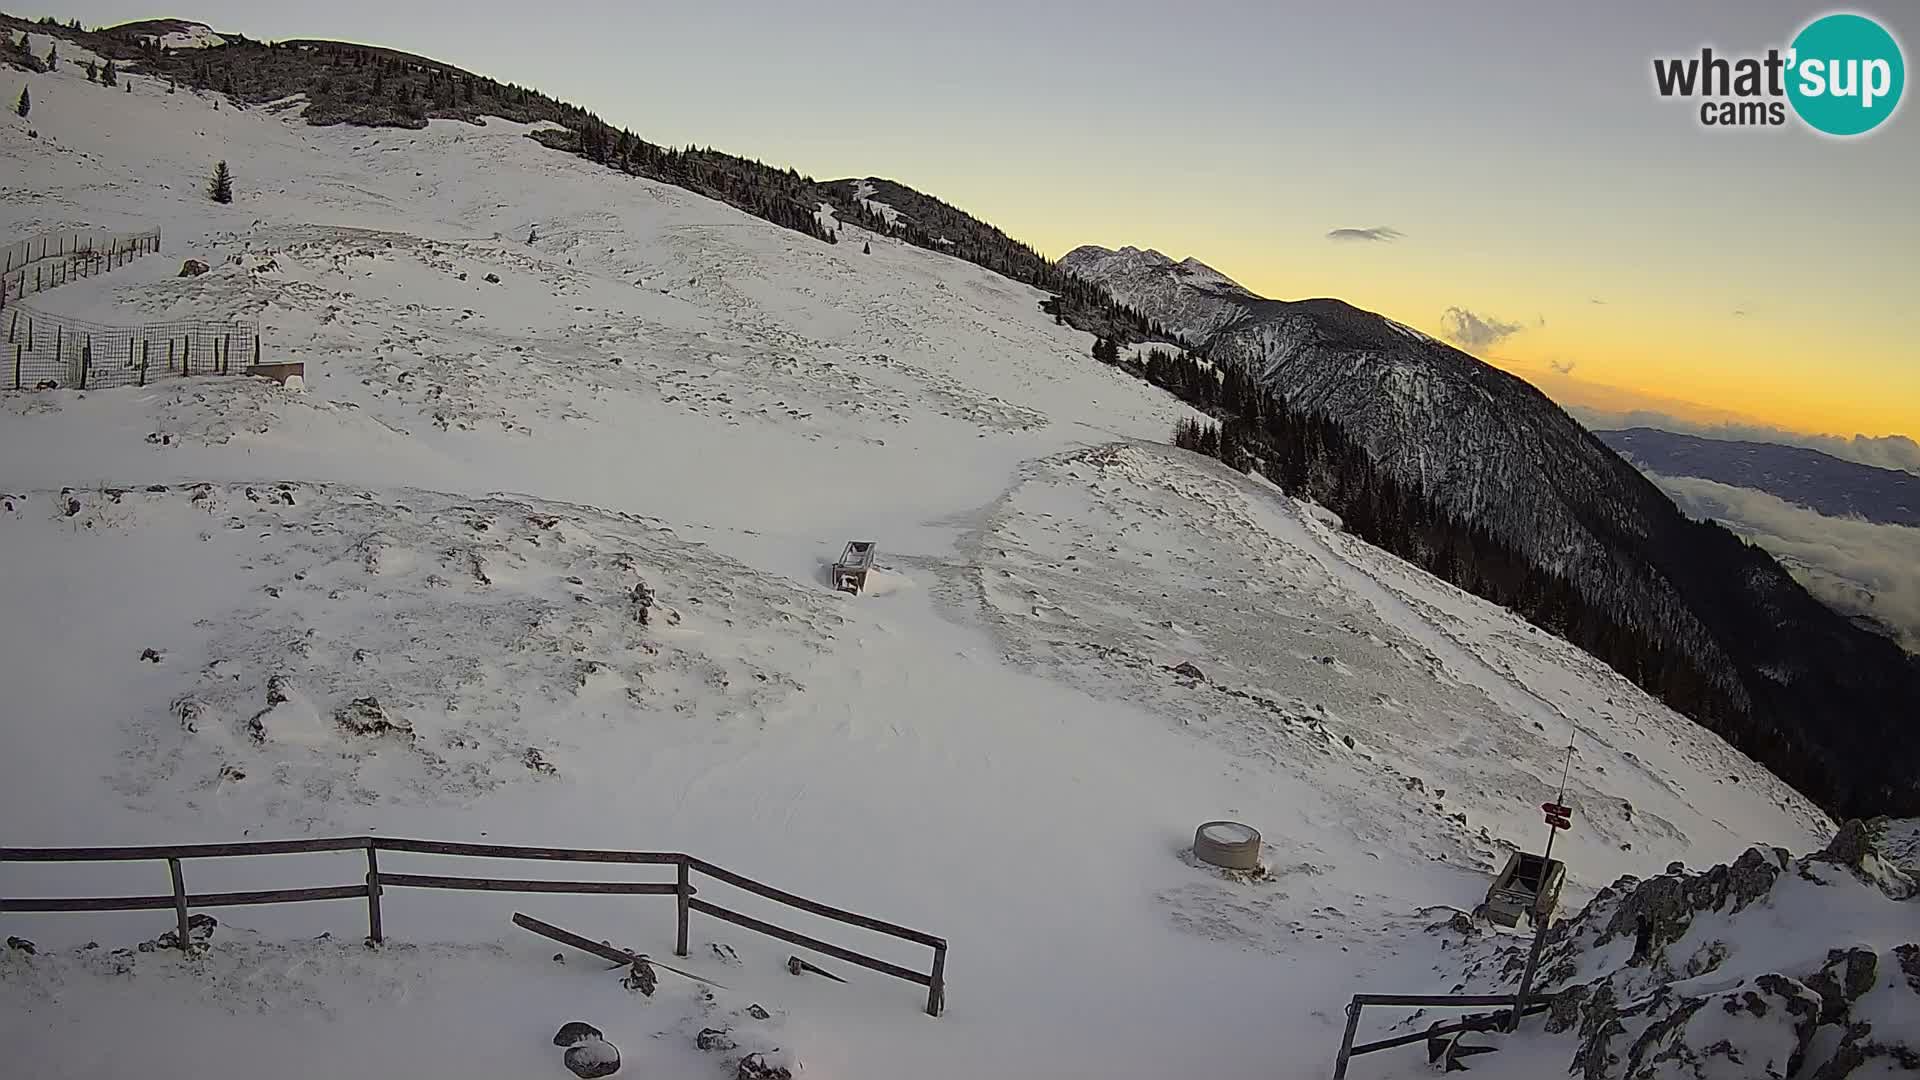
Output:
[
  {"xmin": 46, "ymin": 43, "xmax": 57, "ymax": 70},
  {"xmin": 86, "ymin": 59, "xmax": 97, "ymax": 82},
  {"xmin": 209, "ymin": 160, "xmax": 234, "ymax": 203},
  {"xmin": 14, "ymin": 85, "xmax": 28, "ymax": 119},
  {"xmin": 101, "ymin": 59, "xmax": 116, "ymax": 87}
]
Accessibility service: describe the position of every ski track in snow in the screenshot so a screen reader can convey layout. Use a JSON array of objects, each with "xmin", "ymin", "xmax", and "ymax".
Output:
[{"xmin": 0, "ymin": 54, "xmax": 1839, "ymax": 1079}]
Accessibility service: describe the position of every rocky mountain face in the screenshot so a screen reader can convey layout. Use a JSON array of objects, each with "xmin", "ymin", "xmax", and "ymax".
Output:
[
  {"xmin": 1060, "ymin": 245, "xmax": 1920, "ymax": 820},
  {"xmin": 1600, "ymin": 427, "xmax": 1920, "ymax": 527},
  {"xmin": 1436, "ymin": 820, "xmax": 1918, "ymax": 1079}
]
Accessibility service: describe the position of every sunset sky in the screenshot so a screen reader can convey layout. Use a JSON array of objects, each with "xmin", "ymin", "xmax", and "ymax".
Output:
[{"xmin": 56, "ymin": 0, "xmax": 1919, "ymax": 439}]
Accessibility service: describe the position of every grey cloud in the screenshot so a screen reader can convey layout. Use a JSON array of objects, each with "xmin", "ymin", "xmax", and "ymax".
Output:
[
  {"xmin": 1550, "ymin": 359, "xmax": 1577, "ymax": 375},
  {"xmin": 1326, "ymin": 226, "xmax": 1404, "ymax": 242},
  {"xmin": 1650, "ymin": 472, "xmax": 1920, "ymax": 652},
  {"xmin": 1441, "ymin": 306, "xmax": 1526, "ymax": 349},
  {"xmin": 1589, "ymin": 298, "xmax": 1607, "ymax": 305},
  {"xmin": 1570, "ymin": 407, "xmax": 1920, "ymax": 475}
]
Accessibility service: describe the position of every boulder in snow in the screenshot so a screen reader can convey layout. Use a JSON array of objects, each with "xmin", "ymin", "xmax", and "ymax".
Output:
[
  {"xmin": 735, "ymin": 1053, "xmax": 792, "ymax": 1080},
  {"xmin": 178, "ymin": 259, "xmax": 210, "ymax": 277},
  {"xmin": 552, "ymin": 1021, "xmax": 602, "ymax": 1047},
  {"xmin": 334, "ymin": 696, "xmax": 409, "ymax": 737},
  {"xmin": 563, "ymin": 1038, "xmax": 620, "ymax": 1078}
]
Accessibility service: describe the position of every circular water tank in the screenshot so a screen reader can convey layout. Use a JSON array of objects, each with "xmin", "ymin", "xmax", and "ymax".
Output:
[{"xmin": 1193, "ymin": 820, "xmax": 1262, "ymax": 870}]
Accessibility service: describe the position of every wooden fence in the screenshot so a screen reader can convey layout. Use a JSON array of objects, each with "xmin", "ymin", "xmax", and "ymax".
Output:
[
  {"xmin": 1, "ymin": 228, "xmax": 162, "ymax": 311},
  {"xmin": 1330, "ymin": 992, "xmax": 1550, "ymax": 1077},
  {"xmin": 5, "ymin": 309, "xmax": 261, "ymax": 391},
  {"xmin": 0, "ymin": 836, "xmax": 947, "ymax": 1016}
]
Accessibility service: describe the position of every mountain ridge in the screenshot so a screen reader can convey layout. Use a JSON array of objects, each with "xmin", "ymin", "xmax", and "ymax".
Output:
[{"xmin": 1600, "ymin": 426, "xmax": 1920, "ymax": 527}]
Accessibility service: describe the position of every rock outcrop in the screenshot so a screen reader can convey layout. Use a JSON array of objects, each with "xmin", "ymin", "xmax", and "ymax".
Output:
[{"xmin": 1446, "ymin": 820, "xmax": 1918, "ymax": 1079}]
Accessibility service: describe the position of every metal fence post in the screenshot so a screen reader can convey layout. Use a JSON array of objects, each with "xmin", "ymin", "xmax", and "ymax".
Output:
[
  {"xmin": 167, "ymin": 858, "xmax": 191, "ymax": 952},
  {"xmin": 675, "ymin": 857, "xmax": 690, "ymax": 957},
  {"xmin": 365, "ymin": 843, "xmax": 384, "ymax": 944}
]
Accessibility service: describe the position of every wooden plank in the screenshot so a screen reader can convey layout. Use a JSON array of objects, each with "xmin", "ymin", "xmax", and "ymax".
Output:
[
  {"xmin": 365, "ymin": 845, "xmax": 383, "ymax": 943},
  {"xmin": 374, "ymin": 837, "xmax": 682, "ymax": 864},
  {"xmin": 189, "ymin": 885, "xmax": 369, "ymax": 908},
  {"xmin": 513, "ymin": 911, "xmax": 640, "ymax": 966},
  {"xmin": 0, "ymin": 894, "xmax": 178, "ymax": 913},
  {"xmin": 0, "ymin": 837, "xmax": 368, "ymax": 862},
  {"xmin": 926, "ymin": 943, "xmax": 946, "ymax": 1017},
  {"xmin": 167, "ymin": 858, "xmax": 190, "ymax": 951},
  {"xmin": 685, "ymin": 857, "xmax": 944, "ymax": 948},
  {"xmin": 1351, "ymin": 993, "xmax": 1521, "ymax": 1007},
  {"xmin": 688, "ymin": 897, "xmax": 931, "ymax": 987},
  {"xmin": 379, "ymin": 872, "xmax": 680, "ymax": 895},
  {"xmin": 675, "ymin": 860, "xmax": 690, "ymax": 958},
  {"xmin": 511, "ymin": 913, "xmax": 727, "ymax": 988},
  {"xmin": 1347, "ymin": 1002, "xmax": 1547, "ymax": 1058}
]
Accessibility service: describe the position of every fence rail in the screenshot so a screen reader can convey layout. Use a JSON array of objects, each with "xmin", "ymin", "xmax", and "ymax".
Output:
[
  {"xmin": 4, "ymin": 308, "xmax": 260, "ymax": 391},
  {"xmin": 0, "ymin": 836, "xmax": 947, "ymax": 1016},
  {"xmin": 1331, "ymin": 992, "xmax": 1551, "ymax": 1078},
  {"xmin": 1, "ymin": 228, "xmax": 162, "ymax": 310}
]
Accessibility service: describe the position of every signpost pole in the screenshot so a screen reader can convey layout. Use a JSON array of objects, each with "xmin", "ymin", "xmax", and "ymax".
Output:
[{"xmin": 1509, "ymin": 738, "xmax": 1575, "ymax": 1031}]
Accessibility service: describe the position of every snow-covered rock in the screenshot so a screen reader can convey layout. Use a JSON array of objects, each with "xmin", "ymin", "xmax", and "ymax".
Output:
[{"xmin": 563, "ymin": 1038, "xmax": 620, "ymax": 1078}]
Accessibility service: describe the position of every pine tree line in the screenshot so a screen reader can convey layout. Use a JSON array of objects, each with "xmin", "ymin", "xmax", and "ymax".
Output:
[{"xmin": 829, "ymin": 179, "xmax": 1179, "ymax": 345}]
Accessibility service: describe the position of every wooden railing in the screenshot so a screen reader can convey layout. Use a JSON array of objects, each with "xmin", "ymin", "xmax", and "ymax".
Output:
[
  {"xmin": 0, "ymin": 836, "xmax": 946, "ymax": 1016},
  {"xmin": 1331, "ymin": 992, "xmax": 1550, "ymax": 1078}
]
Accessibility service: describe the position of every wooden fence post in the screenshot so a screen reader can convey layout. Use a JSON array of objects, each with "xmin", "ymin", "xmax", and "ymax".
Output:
[
  {"xmin": 675, "ymin": 858, "xmax": 690, "ymax": 957},
  {"xmin": 183, "ymin": 337, "xmax": 190, "ymax": 376},
  {"xmin": 223, "ymin": 332, "xmax": 231, "ymax": 374},
  {"xmin": 927, "ymin": 944, "xmax": 946, "ymax": 1017},
  {"xmin": 167, "ymin": 338, "xmax": 175, "ymax": 373},
  {"xmin": 80, "ymin": 339, "xmax": 90, "ymax": 391},
  {"xmin": 1332, "ymin": 999, "xmax": 1362, "ymax": 1080},
  {"xmin": 167, "ymin": 858, "xmax": 192, "ymax": 952},
  {"xmin": 365, "ymin": 843, "xmax": 384, "ymax": 944},
  {"xmin": 253, "ymin": 335, "xmax": 260, "ymax": 367}
]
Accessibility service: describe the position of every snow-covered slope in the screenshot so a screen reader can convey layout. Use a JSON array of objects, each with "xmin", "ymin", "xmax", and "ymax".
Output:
[{"xmin": 0, "ymin": 51, "xmax": 1873, "ymax": 1080}]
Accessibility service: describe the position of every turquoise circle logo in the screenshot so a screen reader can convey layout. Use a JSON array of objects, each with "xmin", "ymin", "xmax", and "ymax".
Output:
[{"xmin": 1787, "ymin": 13, "xmax": 1905, "ymax": 135}]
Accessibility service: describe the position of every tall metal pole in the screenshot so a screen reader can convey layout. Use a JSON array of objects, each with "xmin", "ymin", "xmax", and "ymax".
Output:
[{"xmin": 1508, "ymin": 738, "xmax": 1574, "ymax": 1031}]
